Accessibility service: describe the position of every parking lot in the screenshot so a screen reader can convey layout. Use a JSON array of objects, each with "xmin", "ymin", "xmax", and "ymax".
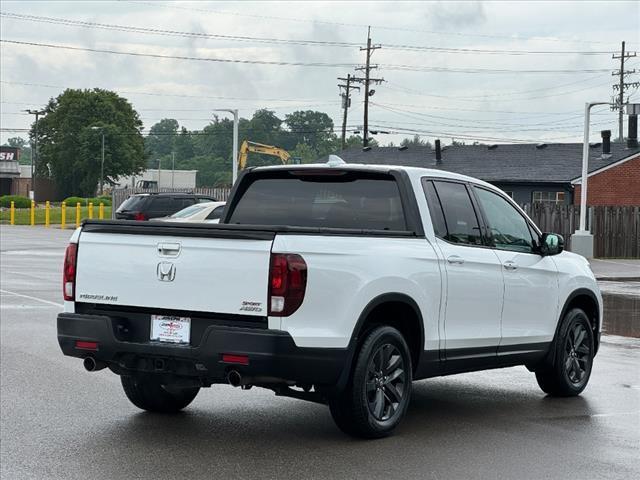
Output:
[{"xmin": 1, "ymin": 226, "xmax": 639, "ymax": 480}]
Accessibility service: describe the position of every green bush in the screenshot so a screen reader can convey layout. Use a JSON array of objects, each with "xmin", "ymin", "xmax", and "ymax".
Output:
[
  {"xmin": 92, "ymin": 196, "xmax": 112, "ymax": 206},
  {"xmin": 63, "ymin": 196, "xmax": 87, "ymax": 206},
  {"xmin": 0, "ymin": 195, "xmax": 31, "ymax": 208},
  {"xmin": 62, "ymin": 196, "xmax": 111, "ymax": 206}
]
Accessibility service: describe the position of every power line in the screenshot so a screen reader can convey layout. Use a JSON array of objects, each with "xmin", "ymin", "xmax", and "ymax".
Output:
[
  {"xmin": 0, "ymin": 39, "xmax": 359, "ymax": 68},
  {"xmin": 0, "ymin": 12, "xmax": 616, "ymax": 56},
  {"xmin": 0, "ymin": 80, "xmax": 333, "ymax": 104},
  {"xmin": 0, "ymin": 39, "xmax": 612, "ymax": 74}
]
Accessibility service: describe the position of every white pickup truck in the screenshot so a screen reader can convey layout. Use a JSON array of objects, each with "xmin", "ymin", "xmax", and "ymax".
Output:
[{"xmin": 58, "ymin": 159, "xmax": 602, "ymax": 438}]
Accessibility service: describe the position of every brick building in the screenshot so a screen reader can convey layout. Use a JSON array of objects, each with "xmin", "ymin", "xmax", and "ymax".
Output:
[{"xmin": 572, "ymin": 152, "xmax": 640, "ymax": 206}]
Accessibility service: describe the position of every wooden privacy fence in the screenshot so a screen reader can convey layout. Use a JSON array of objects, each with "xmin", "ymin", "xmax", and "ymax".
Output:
[
  {"xmin": 522, "ymin": 204, "xmax": 640, "ymax": 259},
  {"xmin": 111, "ymin": 187, "xmax": 231, "ymax": 213}
]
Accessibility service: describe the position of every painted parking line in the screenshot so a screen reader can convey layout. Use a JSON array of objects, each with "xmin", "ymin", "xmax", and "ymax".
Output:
[{"xmin": 0, "ymin": 289, "xmax": 63, "ymax": 308}]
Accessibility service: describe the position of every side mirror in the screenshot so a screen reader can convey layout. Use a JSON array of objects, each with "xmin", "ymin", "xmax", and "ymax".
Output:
[{"xmin": 540, "ymin": 232, "xmax": 564, "ymax": 256}]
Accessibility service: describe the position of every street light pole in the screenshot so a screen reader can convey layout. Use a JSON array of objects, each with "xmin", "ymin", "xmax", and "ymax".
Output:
[
  {"xmin": 572, "ymin": 101, "xmax": 609, "ymax": 258},
  {"xmin": 213, "ymin": 109, "xmax": 239, "ymax": 185}
]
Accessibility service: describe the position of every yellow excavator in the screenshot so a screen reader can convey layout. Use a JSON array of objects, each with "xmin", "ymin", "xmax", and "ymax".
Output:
[{"xmin": 238, "ymin": 140, "xmax": 292, "ymax": 170}]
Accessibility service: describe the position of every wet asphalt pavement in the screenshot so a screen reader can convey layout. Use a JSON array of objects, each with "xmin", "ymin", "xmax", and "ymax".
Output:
[{"xmin": 1, "ymin": 226, "xmax": 639, "ymax": 480}]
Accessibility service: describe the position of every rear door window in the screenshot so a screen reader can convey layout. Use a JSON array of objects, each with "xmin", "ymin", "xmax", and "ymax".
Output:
[
  {"xmin": 117, "ymin": 195, "xmax": 147, "ymax": 212},
  {"xmin": 228, "ymin": 172, "xmax": 407, "ymax": 230},
  {"xmin": 432, "ymin": 181, "xmax": 483, "ymax": 245}
]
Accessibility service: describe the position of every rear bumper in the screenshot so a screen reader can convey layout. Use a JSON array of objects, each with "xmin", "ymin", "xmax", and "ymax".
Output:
[{"xmin": 57, "ymin": 313, "xmax": 346, "ymax": 386}]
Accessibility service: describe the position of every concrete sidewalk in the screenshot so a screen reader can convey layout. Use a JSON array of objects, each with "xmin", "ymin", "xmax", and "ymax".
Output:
[{"xmin": 589, "ymin": 259, "xmax": 640, "ymax": 281}]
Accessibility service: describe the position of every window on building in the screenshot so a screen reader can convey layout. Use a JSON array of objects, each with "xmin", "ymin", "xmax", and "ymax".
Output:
[{"xmin": 532, "ymin": 191, "xmax": 565, "ymax": 204}]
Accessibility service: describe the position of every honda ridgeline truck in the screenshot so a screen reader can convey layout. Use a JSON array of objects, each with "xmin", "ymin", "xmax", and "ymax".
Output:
[{"xmin": 57, "ymin": 158, "xmax": 602, "ymax": 438}]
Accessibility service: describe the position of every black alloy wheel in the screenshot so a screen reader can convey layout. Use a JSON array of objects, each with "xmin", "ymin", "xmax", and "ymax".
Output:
[
  {"xmin": 535, "ymin": 308, "xmax": 594, "ymax": 397},
  {"xmin": 329, "ymin": 325, "xmax": 413, "ymax": 438},
  {"xmin": 366, "ymin": 344, "xmax": 407, "ymax": 421},
  {"xmin": 564, "ymin": 321, "xmax": 591, "ymax": 386}
]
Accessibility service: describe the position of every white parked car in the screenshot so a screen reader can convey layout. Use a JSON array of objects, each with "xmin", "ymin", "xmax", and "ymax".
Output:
[
  {"xmin": 155, "ymin": 201, "xmax": 226, "ymax": 223},
  {"xmin": 58, "ymin": 160, "xmax": 602, "ymax": 439}
]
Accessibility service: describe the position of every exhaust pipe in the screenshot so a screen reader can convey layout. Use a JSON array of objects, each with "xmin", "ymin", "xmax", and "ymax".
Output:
[
  {"xmin": 83, "ymin": 356, "xmax": 107, "ymax": 372},
  {"xmin": 227, "ymin": 370, "xmax": 242, "ymax": 387}
]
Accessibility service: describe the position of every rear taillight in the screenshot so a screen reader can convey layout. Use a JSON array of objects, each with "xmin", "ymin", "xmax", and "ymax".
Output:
[
  {"xmin": 133, "ymin": 212, "xmax": 147, "ymax": 221},
  {"xmin": 268, "ymin": 253, "xmax": 307, "ymax": 316},
  {"xmin": 63, "ymin": 243, "xmax": 78, "ymax": 301}
]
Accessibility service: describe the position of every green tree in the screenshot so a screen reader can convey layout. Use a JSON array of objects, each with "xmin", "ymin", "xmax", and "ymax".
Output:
[
  {"xmin": 33, "ymin": 88, "xmax": 145, "ymax": 197},
  {"xmin": 284, "ymin": 110, "xmax": 336, "ymax": 154},
  {"xmin": 174, "ymin": 127, "xmax": 195, "ymax": 162},
  {"xmin": 145, "ymin": 118, "xmax": 179, "ymax": 167}
]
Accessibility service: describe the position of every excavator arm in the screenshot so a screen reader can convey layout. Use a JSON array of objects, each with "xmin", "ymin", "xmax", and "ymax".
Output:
[{"xmin": 238, "ymin": 140, "xmax": 291, "ymax": 170}]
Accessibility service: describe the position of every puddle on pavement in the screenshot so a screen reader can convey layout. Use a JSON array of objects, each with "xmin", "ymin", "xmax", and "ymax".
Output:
[{"xmin": 602, "ymin": 293, "xmax": 640, "ymax": 337}]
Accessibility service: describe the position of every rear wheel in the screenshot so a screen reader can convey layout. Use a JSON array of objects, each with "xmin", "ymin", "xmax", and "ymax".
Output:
[
  {"xmin": 535, "ymin": 308, "xmax": 594, "ymax": 397},
  {"xmin": 121, "ymin": 375, "xmax": 200, "ymax": 413},
  {"xmin": 329, "ymin": 326, "xmax": 412, "ymax": 438}
]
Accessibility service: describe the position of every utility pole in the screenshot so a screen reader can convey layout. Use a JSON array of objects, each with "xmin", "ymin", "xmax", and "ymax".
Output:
[
  {"xmin": 352, "ymin": 27, "xmax": 384, "ymax": 147},
  {"xmin": 612, "ymin": 41, "xmax": 639, "ymax": 142},
  {"xmin": 337, "ymin": 74, "xmax": 360, "ymax": 149},
  {"xmin": 24, "ymin": 108, "xmax": 46, "ymax": 200}
]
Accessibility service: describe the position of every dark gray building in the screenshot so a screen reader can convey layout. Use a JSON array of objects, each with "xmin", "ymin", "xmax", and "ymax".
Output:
[{"xmin": 335, "ymin": 141, "xmax": 640, "ymax": 205}]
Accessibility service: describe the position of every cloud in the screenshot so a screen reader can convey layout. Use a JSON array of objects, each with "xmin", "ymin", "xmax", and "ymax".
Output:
[{"xmin": 427, "ymin": 1, "xmax": 487, "ymax": 29}]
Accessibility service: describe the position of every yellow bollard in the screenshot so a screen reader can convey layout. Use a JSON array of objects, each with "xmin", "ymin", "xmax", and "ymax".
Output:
[
  {"xmin": 61, "ymin": 202, "xmax": 66, "ymax": 229},
  {"xmin": 10, "ymin": 201, "xmax": 15, "ymax": 225},
  {"xmin": 30, "ymin": 200, "xmax": 35, "ymax": 226},
  {"xmin": 75, "ymin": 202, "xmax": 81, "ymax": 228},
  {"xmin": 99, "ymin": 202, "xmax": 104, "ymax": 220},
  {"xmin": 45, "ymin": 201, "xmax": 50, "ymax": 227},
  {"xmin": 88, "ymin": 202, "xmax": 94, "ymax": 219}
]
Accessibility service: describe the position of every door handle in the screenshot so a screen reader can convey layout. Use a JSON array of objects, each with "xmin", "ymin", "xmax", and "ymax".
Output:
[
  {"xmin": 157, "ymin": 242, "xmax": 181, "ymax": 257},
  {"xmin": 447, "ymin": 255, "xmax": 465, "ymax": 265},
  {"xmin": 503, "ymin": 261, "xmax": 518, "ymax": 271}
]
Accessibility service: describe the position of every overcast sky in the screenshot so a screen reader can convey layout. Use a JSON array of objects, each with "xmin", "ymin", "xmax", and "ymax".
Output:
[{"xmin": 1, "ymin": 0, "xmax": 639, "ymax": 146}]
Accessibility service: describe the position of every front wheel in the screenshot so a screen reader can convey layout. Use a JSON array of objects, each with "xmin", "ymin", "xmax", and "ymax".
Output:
[
  {"xmin": 329, "ymin": 325, "xmax": 412, "ymax": 438},
  {"xmin": 535, "ymin": 308, "xmax": 594, "ymax": 397},
  {"xmin": 121, "ymin": 375, "xmax": 200, "ymax": 413}
]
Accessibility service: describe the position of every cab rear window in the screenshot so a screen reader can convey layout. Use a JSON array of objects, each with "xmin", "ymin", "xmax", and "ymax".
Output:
[{"xmin": 228, "ymin": 172, "xmax": 407, "ymax": 230}]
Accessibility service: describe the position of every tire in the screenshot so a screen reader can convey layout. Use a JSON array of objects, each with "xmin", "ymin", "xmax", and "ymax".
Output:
[
  {"xmin": 121, "ymin": 375, "xmax": 200, "ymax": 413},
  {"xmin": 535, "ymin": 308, "xmax": 594, "ymax": 397},
  {"xmin": 329, "ymin": 325, "xmax": 413, "ymax": 438}
]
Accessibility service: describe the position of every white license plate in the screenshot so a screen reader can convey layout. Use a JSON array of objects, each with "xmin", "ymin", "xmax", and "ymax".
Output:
[{"xmin": 150, "ymin": 315, "xmax": 191, "ymax": 345}]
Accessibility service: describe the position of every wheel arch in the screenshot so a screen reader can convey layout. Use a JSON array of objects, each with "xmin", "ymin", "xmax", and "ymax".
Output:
[
  {"xmin": 335, "ymin": 293, "xmax": 425, "ymax": 391},
  {"xmin": 552, "ymin": 288, "xmax": 601, "ymax": 358}
]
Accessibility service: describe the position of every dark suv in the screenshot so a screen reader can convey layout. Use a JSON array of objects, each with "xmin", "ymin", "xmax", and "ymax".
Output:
[{"xmin": 115, "ymin": 193, "xmax": 217, "ymax": 220}]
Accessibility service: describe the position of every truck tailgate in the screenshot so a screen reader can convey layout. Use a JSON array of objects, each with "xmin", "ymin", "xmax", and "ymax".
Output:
[{"xmin": 75, "ymin": 223, "xmax": 274, "ymax": 316}]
